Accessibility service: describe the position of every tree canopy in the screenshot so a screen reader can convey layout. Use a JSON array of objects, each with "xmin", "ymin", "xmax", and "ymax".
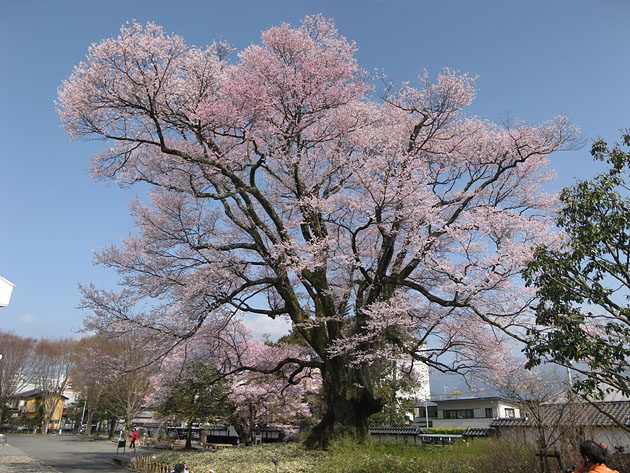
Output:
[
  {"xmin": 58, "ymin": 16, "xmax": 577, "ymax": 447},
  {"xmin": 525, "ymin": 131, "xmax": 630, "ymax": 397}
]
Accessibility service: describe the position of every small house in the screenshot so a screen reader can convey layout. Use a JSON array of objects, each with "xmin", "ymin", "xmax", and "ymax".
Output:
[{"xmin": 15, "ymin": 388, "xmax": 68, "ymax": 431}]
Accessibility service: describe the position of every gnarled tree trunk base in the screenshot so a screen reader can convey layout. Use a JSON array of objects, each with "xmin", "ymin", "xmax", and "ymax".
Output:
[{"xmin": 304, "ymin": 368, "xmax": 382, "ymax": 449}]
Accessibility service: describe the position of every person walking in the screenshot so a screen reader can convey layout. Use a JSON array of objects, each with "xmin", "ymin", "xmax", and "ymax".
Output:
[{"xmin": 130, "ymin": 428, "xmax": 138, "ymax": 450}]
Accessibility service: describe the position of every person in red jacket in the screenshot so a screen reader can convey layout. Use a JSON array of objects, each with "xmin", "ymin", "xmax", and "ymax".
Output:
[
  {"xmin": 130, "ymin": 428, "xmax": 138, "ymax": 449},
  {"xmin": 574, "ymin": 440, "xmax": 619, "ymax": 473}
]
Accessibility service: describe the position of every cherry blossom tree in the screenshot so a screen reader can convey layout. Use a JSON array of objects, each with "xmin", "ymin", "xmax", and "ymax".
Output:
[
  {"xmin": 227, "ymin": 337, "xmax": 314, "ymax": 443},
  {"xmin": 151, "ymin": 361, "xmax": 229, "ymax": 449},
  {"xmin": 148, "ymin": 323, "xmax": 235, "ymax": 448},
  {"xmin": 149, "ymin": 323, "xmax": 315, "ymax": 445},
  {"xmin": 58, "ymin": 16, "xmax": 578, "ymax": 447}
]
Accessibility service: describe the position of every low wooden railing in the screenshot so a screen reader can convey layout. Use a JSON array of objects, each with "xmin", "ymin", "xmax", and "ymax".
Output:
[
  {"xmin": 129, "ymin": 455, "xmax": 176, "ymax": 473},
  {"xmin": 129, "ymin": 455, "xmax": 208, "ymax": 473}
]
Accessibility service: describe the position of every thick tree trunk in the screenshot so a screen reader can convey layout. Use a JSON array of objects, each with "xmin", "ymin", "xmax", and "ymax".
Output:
[{"xmin": 304, "ymin": 358, "xmax": 382, "ymax": 449}]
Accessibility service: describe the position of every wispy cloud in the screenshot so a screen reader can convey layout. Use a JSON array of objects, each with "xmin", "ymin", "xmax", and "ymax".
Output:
[{"xmin": 17, "ymin": 314, "xmax": 37, "ymax": 326}]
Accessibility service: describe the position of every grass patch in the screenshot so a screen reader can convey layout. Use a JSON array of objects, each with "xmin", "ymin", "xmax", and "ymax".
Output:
[
  {"xmin": 152, "ymin": 438, "xmax": 538, "ymax": 473},
  {"xmin": 313, "ymin": 437, "xmax": 537, "ymax": 473},
  {"xmin": 155, "ymin": 443, "xmax": 320, "ymax": 473}
]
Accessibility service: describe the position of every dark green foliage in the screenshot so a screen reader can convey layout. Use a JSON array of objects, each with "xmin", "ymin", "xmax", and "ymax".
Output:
[
  {"xmin": 24, "ymin": 403, "xmax": 44, "ymax": 430},
  {"xmin": 422, "ymin": 427, "xmax": 466, "ymax": 435},
  {"xmin": 276, "ymin": 327, "xmax": 310, "ymax": 347},
  {"xmin": 156, "ymin": 362, "xmax": 230, "ymax": 448},
  {"xmin": 524, "ymin": 131, "xmax": 630, "ymax": 396},
  {"xmin": 157, "ymin": 363, "xmax": 229, "ymax": 420},
  {"xmin": 367, "ymin": 367, "xmax": 415, "ymax": 428}
]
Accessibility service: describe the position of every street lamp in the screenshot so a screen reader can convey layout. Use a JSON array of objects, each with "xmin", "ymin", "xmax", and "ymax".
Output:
[{"xmin": 0, "ymin": 276, "xmax": 15, "ymax": 307}]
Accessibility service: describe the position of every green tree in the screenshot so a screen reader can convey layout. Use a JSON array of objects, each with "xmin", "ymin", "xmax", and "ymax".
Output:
[
  {"xmin": 368, "ymin": 360, "xmax": 418, "ymax": 427},
  {"xmin": 24, "ymin": 403, "xmax": 44, "ymax": 431},
  {"xmin": 524, "ymin": 131, "xmax": 630, "ymax": 397},
  {"xmin": 155, "ymin": 362, "xmax": 229, "ymax": 449}
]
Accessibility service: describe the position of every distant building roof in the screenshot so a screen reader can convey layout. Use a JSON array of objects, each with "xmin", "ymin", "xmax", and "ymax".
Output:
[
  {"xmin": 430, "ymin": 395, "xmax": 515, "ymax": 404},
  {"xmin": 569, "ymin": 401, "xmax": 630, "ymax": 426},
  {"xmin": 415, "ymin": 400, "xmax": 438, "ymax": 407},
  {"xmin": 491, "ymin": 417, "xmax": 532, "ymax": 428},
  {"xmin": 15, "ymin": 389, "xmax": 69, "ymax": 400},
  {"xmin": 463, "ymin": 427, "xmax": 496, "ymax": 437},
  {"xmin": 370, "ymin": 427, "xmax": 423, "ymax": 436}
]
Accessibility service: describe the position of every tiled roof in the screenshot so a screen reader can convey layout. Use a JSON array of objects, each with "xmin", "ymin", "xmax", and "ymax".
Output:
[
  {"xmin": 490, "ymin": 401, "xmax": 630, "ymax": 428},
  {"xmin": 463, "ymin": 427, "xmax": 496, "ymax": 437},
  {"xmin": 491, "ymin": 417, "xmax": 532, "ymax": 428},
  {"xmin": 370, "ymin": 427, "xmax": 422, "ymax": 435},
  {"xmin": 568, "ymin": 401, "xmax": 630, "ymax": 426}
]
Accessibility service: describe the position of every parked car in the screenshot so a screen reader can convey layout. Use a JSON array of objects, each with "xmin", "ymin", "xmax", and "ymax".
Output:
[{"xmin": 78, "ymin": 424, "xmax": 97, "ymax": 434}]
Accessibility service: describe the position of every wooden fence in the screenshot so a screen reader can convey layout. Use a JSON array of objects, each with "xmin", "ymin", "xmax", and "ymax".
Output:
[{"xmin": 129, "ymin": 455, "xmax": 199, "ymax": 473}]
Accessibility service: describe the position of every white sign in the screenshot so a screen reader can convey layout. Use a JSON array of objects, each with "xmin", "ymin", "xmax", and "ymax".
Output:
[{"xmin": 0, "ymin": 276, "xmax": 15, "ymax": 307}]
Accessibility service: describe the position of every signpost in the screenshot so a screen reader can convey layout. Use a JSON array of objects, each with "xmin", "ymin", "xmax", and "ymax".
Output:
[{"xmin": 0, "ymin": 276, "xmax": 15, "ymax": 307}]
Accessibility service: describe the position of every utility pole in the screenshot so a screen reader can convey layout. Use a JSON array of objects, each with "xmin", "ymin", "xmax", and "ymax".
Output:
[{"xmin": 80, "ymin": 393, "xmax": 88, "ymax": 430}]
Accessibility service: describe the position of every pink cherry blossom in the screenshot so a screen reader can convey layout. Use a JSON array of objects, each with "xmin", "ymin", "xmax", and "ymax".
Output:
[{"xmin": 59, "ymin": 16, "xmax": 579, "ymax": 447}]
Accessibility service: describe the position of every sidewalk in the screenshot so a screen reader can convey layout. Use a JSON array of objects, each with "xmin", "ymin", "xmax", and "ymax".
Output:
[{"xmin": 0, "ymin": 440, "xmax": 57, "ymax": 473}]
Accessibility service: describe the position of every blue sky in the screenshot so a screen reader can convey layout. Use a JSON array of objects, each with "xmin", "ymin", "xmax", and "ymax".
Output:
[{"xmin": 1, "ymin": 0, "xmax": 629, "ymax": 359}]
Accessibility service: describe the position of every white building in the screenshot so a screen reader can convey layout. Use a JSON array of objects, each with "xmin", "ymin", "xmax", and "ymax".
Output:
[{"xmin": 415, "ymin": 395, "xmax": 522, "ymax": 429}]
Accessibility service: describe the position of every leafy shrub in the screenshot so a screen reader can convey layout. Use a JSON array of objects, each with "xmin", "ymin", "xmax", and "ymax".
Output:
[{"xmin": 422, "ymin": 427, "xmax": 466, "ymax": 435}]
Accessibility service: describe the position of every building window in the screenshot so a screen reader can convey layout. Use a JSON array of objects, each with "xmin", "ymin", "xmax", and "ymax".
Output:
[
  {"xmin": 485, "ymin": 408, "xmax": 493, "ymax": 418},
  {"xmin": 443, "ymin": 409, "xmax": 475, "ymax": 419},
  {"xmin": 505, "ymin": 408, "xmax": 515, "ymax": 418}
]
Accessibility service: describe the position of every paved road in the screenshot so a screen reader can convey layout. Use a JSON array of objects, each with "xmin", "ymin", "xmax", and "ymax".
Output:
[
  {"xmin": 0, "ymin": 437, "xmax": 56, "ymax": 473},
  {"xmin": 1, "ymin": 434, "xmax": 134, "ymax": 473}
]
